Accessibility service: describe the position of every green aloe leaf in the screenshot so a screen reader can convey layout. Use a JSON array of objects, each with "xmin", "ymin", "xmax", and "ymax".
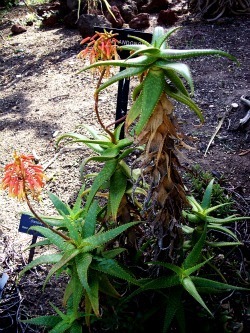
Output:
[
  {"xmin": 71, "ymin": 270, "xmax": 84, "ymax": 314},
  {"xmin": 19, "ymin": 254, "xmax": 62, "ymax": 280},
  {"xmin": 191, "ymin": 276, "xmax": 249, "ymax": 293},
  {"xmin": 44, "ymin": 249, "xmax": 81, "ymax": 289},
  {"xmin": 164, "ymin": 69, "xmax": 189, "ymax": 96},
  {"xmin": 135, "ymin": 69, "xmax": 165, "ymax": 134},
  {"xmin": 184, "ymin": 257, "xmax": 212, "ymax": 276},
  {"xmin": 183, "ymin": 224, "xmax": 207, "ymax": 269},
  {"xmin": 97, "ymin": 66, "xmax": 148, "ymax": 93},
  {"xmin": 85, "ymin": 159, "xmax": 118, "ymax": 211},
  {"xmin": 80, "ymin": 222, "xmax": 140, "ymax": 252},
  {"xmin": 154, "ymin": 26, "xmax": 181, "ymax": 49},
  {"xmin": 82, "ymin": 201, "xmax": 98, "ymax": 238},
  {"xmin": 201, "ymin": 179, "xmax": 214, "ymax": 209},
  {"xmin": 165, "ymin": 84, "xmax": 204, "ymax": 122},
  {"xmin": 86, "ymin": 273, "xmax": 100, "ymax": 316},
  {"xmin": 79, "ymin": 55, "xmax": 156, "ymax": 73},
  {"xmin": 72, "ymin": 184, "xmax": 85, "ymax": 215},
  {"xmin": 69, "ymin": 321, "xmax": 83, "ymax": 333},
  {"xmin": 21, "ymin": 315, "xmax": 61, "ymax": 327},
  {"xmin": 158, "ymin": 49, "xmax": 238, "ymax": 64},
  {"xmin": 29, "ymin": 226, "xmax": 74, "ymax": 251},
  {"xmin": 155, "ymin": 61, "xmax": 194, "ymax": 94},
  {"xmin": 126, "ymin": 91, "xmax": 143, "ymax": 129},
  {"xmin": 206, "ymin": 215, "xmax": 250, "ymax": 224},
  {"xmin": 91, "ymin": 257, "xmax": 138, "ymax": 285},
  {"xmin": 109, "ymin": 167, "xmax": 127, "ymax": 219},
  {"xmin": 151, "ymin": 261, "xmax": 182, "ymax": 276},
  {"xmin": 48, "ymin": 192, "xmax": 71, "ymax": 216},
  {"xmin": 182, "ymin": 277, "xmax": 212, "ymax": 316},
  {"xmin": 207, "ymin": 224, "xmax": 239, "ymax": 240},
  {"xmin": 140, "ymin": 275, "xmax": 180, "ymax": 290},
  {"xmin": 163, "ymin": 288, "xmax": 183, "ymax": 333},
  {"xmin": 99, "ymin": 274, "xmax": 120, "ymax": 298},
  {"xmin": 49, "ymin": 321, "xmax": 71, "ymax": 333},
  {"xmin": 126, "ymin": 35, "xmax": 151, "ymax": 47},
  {"xmin": 206, "ymin": 241, "xmax": 242, "ymax": 247},
  {"xmin": 102, "ymin": 248, "xmax": 126, "ymax": 259},
  {"xmin": 75, "ymin": 252, "xmax": 93, "ymax": 292}
]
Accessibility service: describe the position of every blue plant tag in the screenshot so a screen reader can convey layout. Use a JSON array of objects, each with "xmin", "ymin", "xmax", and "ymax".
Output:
[{"xmin": 19, "ymin": 214, "xmax": 44, "ymax": 237}]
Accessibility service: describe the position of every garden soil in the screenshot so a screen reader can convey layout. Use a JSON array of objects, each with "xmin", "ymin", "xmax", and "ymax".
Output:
[{"xmin": 0, "ymin": 5, "xmax": 249, "ymax": 332}]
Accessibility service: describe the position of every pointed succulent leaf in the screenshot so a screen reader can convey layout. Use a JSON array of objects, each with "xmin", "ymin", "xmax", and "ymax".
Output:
[
  {"xmin": 204, "ymin": 202, "xmax": 232, "ymax": 215},
  {"xmin": 99, "ymin": 274, "xmax": 120, "ymax": 298},
  {"xmin": 165, "ymin": 84, "xmax": 204, "ymax": 122},
  {"xmin": 126, "ymin": 34, "xmax": 152, "ymax": 47},
  {"xmin": 29, "ymin": 226, "xmax": 74, "ymax": 251},
  {"xmin": 21, "ymin": 315, "xmax": 61, "ymax": 327},
  {"xmin": 156, "ymin": 61, "xmax": 194, "ymax": 95},
  {"xmin": 155, "ymin": 26, "xmax": 181, "ymax": 49},
  {"xmin": 79, "ymin": 55, "xmax": 157, "ymax": 74},
  {"xmin": 80, "ymin": 222, "xmax": 140, "ymax": 252},
  {"xmin": 91, "ymin": 257, "xmax": 138, "ymax": 285},
  {"xmin": 69, "ymin": 321, "xmax": 83, "ymax": 333},
  {"xmin": 72, "ymin": 184, "xmax": 85, "ymax": 215},
  {"xmin": 206, "ymin": 215, "xmax": 250, "ymax": 224},
  {"xmin": 163, "ymin": 289, "xmax": 183, "ymax": 333},
  {"xmin": 125, "ymin": 47, "xmax": 160, "ymax": 59},
  {"xmin": 182, "ymin": 277, "xmax": 212, "ymax": 316},
  {"xmin": 19, "ymin": 254, "xmax": 62, "ymax": 279},
  {"xmin": 151, "ymin": 261, "xmax": 182, "ymax": 276},
  {"xmin": 44, "ymin": 249, "xmax": 81, "ymax": 289},
  {"xmin": 186, "ymin": 195, "xmax": 203, "ymax": 212},
  {"xmin": 120, "ymin": 44, "xmax": 149, "ymax": 52},
  {"xmin": 85, "ymin": 159, "xmax": 118, "ymax": 210},
  {"xmin": 102, "ymin": 248, "xmax": 127, "ymax": 259},
  {"xmin": 48, "ymin": 192, "xmax": 71, "ymax": 216},
  {"xmin": 135, "ymin": 69, "xmax": 165, "ymax": 134},
  {"xmin": 164, "ymin": 69, "xmax": 189, "ymax": 96},
  {"xmin": 183, "ymin": 224, "xmax": 207, "ymax": 269},
  {"xmin": 126, "ymin": 91, "xmax": 143, "ymax": 129},
  {"xmin": 207, "ymin": 224, "xmax": 239, "ymax": 240},
  {"xmin": 82, "ymin": 201, "xmax": 98, "ymax": 238},
  {"xmin": 48, "ymin": 321, "xmax": 72, "ymax": 333},
  {"xmin": 206, "ymin": 241, "xmax": 242, "ymax": 247},
  {"xmin": 86, "ymin": 274, "xmax": 100, "ymax": 317},
  {"xmin": 140, "ymin": 275, "xmax": 180, "ymax": 290},
  {"xmin": 184, "ymin": 257, "xmax": 213, "ymax": 276},
  {"xmin": 97, "ymin": 66, "xmax": 148, "ymax": 93},
  {"xmin": 109, "ymin": 167, "xmax": 127, "ymax": 219},
  {"xmin": 201, "ymin": 179, "xmax": 214, "ymax": 209},
  {"xmin": 158, "ymin": 49, "xmax": 238, "ymax": 63},
  {"xmin": 76, "ymin": 253, "xmax": 92, "ymax": 293},
  {"xmin": 191, "ymin": 276, "xmax": 249, "ymax": 293}
]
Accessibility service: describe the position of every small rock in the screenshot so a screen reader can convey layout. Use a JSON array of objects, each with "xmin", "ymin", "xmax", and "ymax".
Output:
[
  {"xmin": 129, "ymin": 13, "xmax": 150, "ymax": 30},
  {"xmin": 142, "ymin": 0, "xmax": 169, "ymax": 13},
  {"xmin": 11, "ymin": 24, "xmax": 27, "ymax": 35},
  {"xmin": 78, "ymin": 14, "xmax": 112, "ymax": 38},
  {"xmin": 231, "ymin": 103, "xmax": 238, "ymax": 108},
  {"xmin": 157, "ymin": 9, "xmax": 178, "ymax": 26},
  {"xmin": 106, "ymin": 5, "xmax": 124, "ymax": 28}
]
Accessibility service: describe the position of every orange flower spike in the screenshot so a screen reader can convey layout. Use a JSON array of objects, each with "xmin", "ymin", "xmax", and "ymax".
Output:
[
  {"xmin": 80, "ymin": 36, "xmax": 91, "ymax": 45},
  {"xmin": 1, "ymin": 152, "xmax": 46, "ymax": 201}
]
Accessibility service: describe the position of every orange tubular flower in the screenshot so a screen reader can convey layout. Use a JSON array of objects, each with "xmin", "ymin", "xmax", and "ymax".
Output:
[
  {"xmin": 78, "ymin": 30, "xmax": 119, "ymax": 76},
  {"xmin": 1, "ymin": 152, "xmax": 46, "ymax": 201}
]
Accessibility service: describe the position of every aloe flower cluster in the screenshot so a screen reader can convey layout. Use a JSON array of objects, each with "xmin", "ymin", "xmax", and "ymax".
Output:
[{"xmin": 1, "ymin": 152, "xmax": 45, "ymax": 201}]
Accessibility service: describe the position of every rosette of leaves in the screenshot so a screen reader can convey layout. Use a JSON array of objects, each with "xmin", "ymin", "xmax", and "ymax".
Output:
[
  {"xmin": 19, "ymin": 187, "xmax": 140, "ymax": 331},
  {"xmin": 79, "ymin": 26, "xmax": 237, "ymax": 261},
  {"xmin": 125, "ymin": 224, "xmax": 249, "ymax": 333},
  {"xmin": 182, "ymin": 179, "xmax": 250, "ymax": 247}
]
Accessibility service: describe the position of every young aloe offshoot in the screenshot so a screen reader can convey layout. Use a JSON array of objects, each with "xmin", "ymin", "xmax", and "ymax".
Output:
[
  {"xmin": 183, "ymin": 179, "xmax": 250, "ymax": 247},
  {"xmin": 124, "ymin": 225, "xmax": 249, "ymax": 333}
]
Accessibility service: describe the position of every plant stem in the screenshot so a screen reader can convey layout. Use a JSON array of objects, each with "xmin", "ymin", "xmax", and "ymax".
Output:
[
  {"xmin": 94, "ymin": 68, "xmax": 116, "ymax": 143},
  {"xmin": 24, "ymin": 192, "xmax": 71, "ymax": 242}
]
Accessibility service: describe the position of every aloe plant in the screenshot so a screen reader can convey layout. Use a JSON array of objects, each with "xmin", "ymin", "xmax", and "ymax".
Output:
[
  {"xmin": 182, "ymin": 179, "xmax": 250, "ymax": 247},
  {"xmin": 19, "ymin": 187, "xmax": 140, "ymax": 328},
  {"xmin": 126, "ymin": 225, "xmax": 248, "ymax": 332},
  {"xmin": 79, "ymin": 26, "xmax": 238, "ymax": 262}
]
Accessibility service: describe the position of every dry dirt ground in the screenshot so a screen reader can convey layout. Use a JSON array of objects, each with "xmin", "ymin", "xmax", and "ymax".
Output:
[{"xmin": 0, "ymin": 4, "xmax": 249, "ymax": 332}]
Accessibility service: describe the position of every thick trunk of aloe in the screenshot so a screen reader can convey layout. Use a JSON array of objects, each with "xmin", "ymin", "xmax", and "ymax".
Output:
[{"xmin": 138, "ymin": 94, "xmax": 187, "ymax": 262}]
